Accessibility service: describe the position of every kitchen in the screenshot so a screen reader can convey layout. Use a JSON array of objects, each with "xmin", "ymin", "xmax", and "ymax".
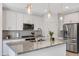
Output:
[
  {"xmin": 2, "ymin": 3, "xmax": 66, "ymax": 56},
  {"xmin": 3, "ymin": 3, "xmax": 79, "ymax": 56}
]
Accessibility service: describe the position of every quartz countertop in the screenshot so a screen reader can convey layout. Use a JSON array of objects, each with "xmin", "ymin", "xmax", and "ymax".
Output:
[{"xmin": 7, "ymin": 39, "xmax": 65, "ymax": 55}]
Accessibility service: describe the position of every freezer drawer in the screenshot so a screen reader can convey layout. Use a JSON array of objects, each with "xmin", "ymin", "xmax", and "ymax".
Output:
[{"xmin": 66, "ymin": 43, "xmax": 77, "ymax": 52}]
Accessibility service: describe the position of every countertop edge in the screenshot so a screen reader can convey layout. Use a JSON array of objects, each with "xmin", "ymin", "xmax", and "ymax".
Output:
[
  {"xmin": 18, "ymin": 42, "xmax": 65, "ymax": 55},
  {"xmin": 6, "ymin": 41, "xmax": 66, "ymax": 55}
]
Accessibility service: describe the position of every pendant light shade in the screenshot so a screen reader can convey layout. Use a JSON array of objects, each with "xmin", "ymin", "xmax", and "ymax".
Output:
[
  {"xmin": 27, "ymin": 3, "xmax": 32, "ymax": 14},
  {"xmin": 59, "ymin": 4, "xmax": 64, "ymax": 21},
  {"xmin": 48, "ymin": 10, "xmax": 52, "ymax": 18},
  {"xmin": 47, "ymin": 4, "xmax": 52, "ymax": 18}
]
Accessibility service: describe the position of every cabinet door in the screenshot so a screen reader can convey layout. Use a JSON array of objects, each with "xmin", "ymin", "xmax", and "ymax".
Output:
[
  {"xmin": 64, "ymin": 14, "xmax": 72, "ymax": 24},
  {"xmin": 23, "ymin": 14, "xmax": 32, "ymax": 24},
  {"xmin": 64, "ymin": 13, "xmax": 79, "ymax": 24},
  {"xmin": 70, "ymin": 13, "xmax": 79, "ymax": 23},
  {"xmin": 16, "ymin": 13, "xmax": 23, "ymax": 30},
  {"xmin": 6, "ymin": 10, "xmax": 17, "ymax": 30},
  {"xmin": 3, "ymin": 10, "xmax": 6, "ymax": 30},
  {"xmin": 3, "ymin": 42, "xmax": 9, "ymax": 55},
  {"xmin": 23, "ymin": 14, "xmax": 28, "ymax": 23}
]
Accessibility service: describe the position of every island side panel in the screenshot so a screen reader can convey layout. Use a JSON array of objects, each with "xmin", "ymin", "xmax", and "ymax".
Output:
[{"xmin": 19, "ymin": 44, "xmax": 66, "ymax": 56}]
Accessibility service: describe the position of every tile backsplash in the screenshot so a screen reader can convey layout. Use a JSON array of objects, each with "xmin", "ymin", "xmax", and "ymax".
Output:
[{"xmin": 3, "ymin": 30, "xmax": 42, "ymax": 39}]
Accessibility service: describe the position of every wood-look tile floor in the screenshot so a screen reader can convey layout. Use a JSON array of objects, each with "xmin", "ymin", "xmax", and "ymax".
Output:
[{"xmin": 66, "ymin": 51, "xmax": 78, "ymax": 56}]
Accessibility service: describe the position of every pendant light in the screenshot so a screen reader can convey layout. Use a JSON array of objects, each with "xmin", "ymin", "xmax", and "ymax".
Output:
[
  {"xmin": 26, "ymin": 3, "xmax": 32, "ymax": 14},
  {"xmin": 47, "ymin": 3, "xmax": 52, "ymax": 18},
  {"xmin": 59, "ymin": 4, "xmax": 64, "ymax": 21}
]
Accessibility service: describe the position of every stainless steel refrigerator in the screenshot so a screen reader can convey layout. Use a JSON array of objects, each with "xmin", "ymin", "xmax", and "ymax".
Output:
[{"xmin": 63, "ymin": 23, "xmax": 79, "ymax": 53}]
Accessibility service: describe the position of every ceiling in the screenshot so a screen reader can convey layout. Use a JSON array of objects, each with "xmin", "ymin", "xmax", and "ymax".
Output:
[{"xmin": 3, "ymin": 3, "xmax": 79, "ymax": 16}]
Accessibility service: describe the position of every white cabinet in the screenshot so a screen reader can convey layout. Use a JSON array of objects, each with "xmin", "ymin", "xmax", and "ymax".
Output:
[
  {"xmin": 3, "ymin": 9, "xmax": 43, "ymax": 30},
  {"xmin": 3, "ymin": 42, "xmax": 9, "ymax": 55},
  {"xmin": 5, "ymin": 10, "xmax": 17, "ymax": 30},
  {"xmin": 23, "ymin": 14, "xmax": 33, "ymax": 24},
  {"xmin": 23, "ymin": 14, "xmax": 28, "ymax": 23},
  {"xmin": 16, "ymin": 13, "xmax": 23, "ymax": 30},
  {"xmin": 19, "ymin": 44, "xmax": 66, "ymax": 56},
  {"xmin": 3, "ymin": 10, "xmax": 6, "ymax": 30},
  {"xmin": 3, "ymin": 10, "xmax": 24, "ymax": 30},
  {"xmin": 64, "ymin": 12, "xmax": 79, "ymax": 24}
]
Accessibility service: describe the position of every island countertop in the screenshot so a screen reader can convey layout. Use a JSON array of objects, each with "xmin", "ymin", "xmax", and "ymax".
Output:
[{"xmin": 7, "ymin": 39, "xmax": 65, "ymax": 55}]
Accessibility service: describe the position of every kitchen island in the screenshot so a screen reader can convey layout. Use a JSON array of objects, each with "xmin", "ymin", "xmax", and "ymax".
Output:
[{"xmin": 6, "ymin": 39, "xmax": 66, "ymax": 56}]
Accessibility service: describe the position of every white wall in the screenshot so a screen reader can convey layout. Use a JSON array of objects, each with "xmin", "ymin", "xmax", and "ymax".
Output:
[
  {"xmin": 43, "ymin": 14, "xmax": 58, "ymax": 39},
  {"xmin": 0, "ymin": 3, "xmax": 2, "ymax": 56}
]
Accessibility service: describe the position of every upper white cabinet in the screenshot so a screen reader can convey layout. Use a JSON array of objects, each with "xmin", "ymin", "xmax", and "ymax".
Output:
[
  {"xmin": 64, "ymin": 12, "xmax": 79, "ymax": 24},
  {"xmin": 16, "ymin": 13, "xmax": 23, "ymax": 30},
  {"xmin": 23, "ymin": 14, "xmax": 43, "ymax": 30},
  {"xmin": 23, "ymin": 14, "xmax": 33, "ymax": 24},
  {"xmin": 5, "ymin": 10, "xmax": 17, "ymax": 30},
  {"xmin": 3, "ymin": 10, "xmax": 24, "ymax": 30},
  {"xmin": 23, "ymin": 14, "xmax": 29, "ymax": 23},
  {"xmin": 3, "ymin": 9, "xmax": 43, "ymax": 30},
  {"xmin": 3, "ymin": 10, "xmax": 6, "ymax": 30}
]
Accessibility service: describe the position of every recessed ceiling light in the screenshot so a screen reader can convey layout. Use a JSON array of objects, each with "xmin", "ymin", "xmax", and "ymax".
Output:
[
  {"xmin": 60, "ymin": 16, "xmax": 63, "ymax": 20},
  {"xmin": 65, "ymin": 6, "xmax": 69, "ymax": 9}
]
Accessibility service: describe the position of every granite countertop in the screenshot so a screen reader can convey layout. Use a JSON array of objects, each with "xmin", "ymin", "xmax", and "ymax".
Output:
[{"xmin": 7, "ymin": 39, "xmax": 65, "ymax": 55}]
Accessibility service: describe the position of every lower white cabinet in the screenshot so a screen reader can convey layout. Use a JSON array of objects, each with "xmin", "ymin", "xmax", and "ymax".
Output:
[{"xmin": 3, "ymin": 42, "xmax": 8, "ymax": 55}]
